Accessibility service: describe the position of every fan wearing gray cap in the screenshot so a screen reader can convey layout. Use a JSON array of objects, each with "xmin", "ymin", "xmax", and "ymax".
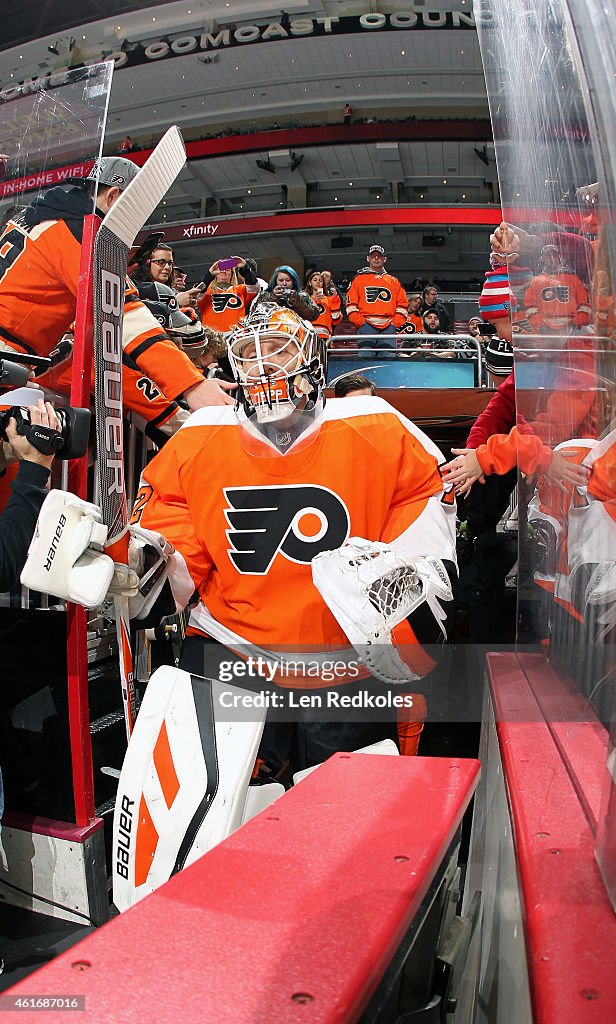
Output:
[
  {"xmin": 0, "ymin": 151, "xmax": 235, "ymax": 420},
  {"xmin": 345, "ymin": 243, "xmax": 408, "ymax": 352}
]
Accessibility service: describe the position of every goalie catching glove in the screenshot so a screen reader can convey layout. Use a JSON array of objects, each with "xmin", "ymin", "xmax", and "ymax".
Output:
[
  {"xmin": 312, "ymin": 538, "xmax": 455, "ymax": 685},
  {"xmin": 21, "ymin": 490, "xmax": 114, "ymax": 608}
]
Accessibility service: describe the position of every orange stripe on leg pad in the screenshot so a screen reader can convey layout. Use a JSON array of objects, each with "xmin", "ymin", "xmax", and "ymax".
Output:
[
  {"xmin": 153, "ymin": 721, "xmax": 181, "ymax": 810},
  {"xmin": 135, "ymin": 794, "xmax": 159, "ymax": 888}
]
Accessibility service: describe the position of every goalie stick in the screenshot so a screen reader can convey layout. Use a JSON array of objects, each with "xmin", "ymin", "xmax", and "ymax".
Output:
[{"xmin": 93, "ymin": 125, "xmax": 186, "ymax": 738}]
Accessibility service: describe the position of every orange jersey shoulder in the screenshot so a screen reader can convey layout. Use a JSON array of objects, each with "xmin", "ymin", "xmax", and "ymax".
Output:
[{"xmin": 0, "ymin": 218, "xmax": 81, "ymax": 353}]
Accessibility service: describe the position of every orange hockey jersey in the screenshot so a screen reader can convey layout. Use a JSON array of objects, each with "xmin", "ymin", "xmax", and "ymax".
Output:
[
  {"xmin": 398, "ymin": 314, "xmax": 425, "ymax": 335},
  {"xmin": 198, "ymin": 283, "xmax": 258, "ymax": 334},
  {"xmin": 0, "ymin": 204, "xmax": 202, "ymax": 402},
  {"xmin": 345, "ymin": 271, "xmax": 408, "ymax": 330},
  {"xmin": 132, "ymin": 397, "xmax": 456, "ymax": 674},
  {"xmin": 524, "ymin": 272, "xmax": 591, "ymax": 332},
  {"xmin": 311, "ymin": 294, "xmax": 338, "ymax": 340}
]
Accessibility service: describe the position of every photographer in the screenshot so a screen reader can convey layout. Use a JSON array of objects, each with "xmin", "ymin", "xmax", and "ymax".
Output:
[
  {"xmin": 0, "ymin": 400, "xmax": 59, "ymax": 591},
  {"xmin": 0, "ymin": 399, "xmax": 59, "ymax": 829},
  {"xmin": 261, "ymin": 266, "xmax": 320, "ymax": 322}
]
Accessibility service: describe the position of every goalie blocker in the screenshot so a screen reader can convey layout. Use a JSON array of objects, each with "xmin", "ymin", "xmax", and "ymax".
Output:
[
  {"xmin": 312, "ymin": 538, "xmax": 455, "ymax": 686},
  {"xmin": 21, "ymin": 489, "xmax": 174, "ymax": 619}
]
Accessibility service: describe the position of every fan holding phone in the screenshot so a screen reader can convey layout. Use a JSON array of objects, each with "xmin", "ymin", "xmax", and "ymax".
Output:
[{"xmin": 197, "ymin": 256, "xmax": 260, "ymax": 334}]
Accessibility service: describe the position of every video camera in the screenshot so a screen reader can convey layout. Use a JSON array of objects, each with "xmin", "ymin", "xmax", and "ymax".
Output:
[
  {"xmin": 0, "ymin": 404, "xmax": 90, "ymax": 460},
  {"xmin": 0, "ymin": 352, "xmax": 89, "ymax": 460}
]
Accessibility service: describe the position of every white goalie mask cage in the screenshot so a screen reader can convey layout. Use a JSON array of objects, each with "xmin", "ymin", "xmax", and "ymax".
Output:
[{"xmin": 228, "ymin": 302, "xmax": 327, "ymax": 426}]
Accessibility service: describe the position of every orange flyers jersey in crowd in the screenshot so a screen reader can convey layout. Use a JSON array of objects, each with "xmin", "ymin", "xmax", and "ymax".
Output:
[
  {"xmin": 398, "ymin": 313, "xmax": 424, "ymax": 335},
  {"xmin": 197, "ymin": 284, "xmax": 257, "ymax": 334},
  {"xmin": 0, "ymin": 216, "xmax": 202, "ymax": 402},
  {"xmin": 311, "ymin": 294, "xmax": 337, "ymax": 340},
  {"xmin": 132, "ymin": 397, "xmax": 456, "ymax": 673},
  {"xmin": 524, "ymin": 271, "xmax": 591, "ymax": 331},
  {"xmin": 345, "ymin": 272, "xmax": 408, "ymax": 330}
]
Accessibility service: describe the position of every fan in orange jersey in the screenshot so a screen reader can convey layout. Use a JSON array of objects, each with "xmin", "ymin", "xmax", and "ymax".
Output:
[
  {"xmin": 523, "ymin": 244, "xmax": 591, "ymax": 334},
  {"xmin": 197, "ymin": 256, "xmax": 259, "ymax": 334},
  {"xmin": 305, "ymin": 270, "xmax": 341, "ymax": 341},
  {"xmin": 398, "ymin": 292, "xmax": 425, "ymax": 336},
  {"xmin": 0, "ymin": 157, "xmax": 233, "ymax": 415},
  {"xmin": 130, "ymin": 301, "xmax": 457, "ymax": 770},
  {"xmin": 345, "ymin": 244, "xmax": 408, "ymax": 350}
]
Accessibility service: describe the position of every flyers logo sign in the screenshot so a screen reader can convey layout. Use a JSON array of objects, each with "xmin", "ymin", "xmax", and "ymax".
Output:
[
  {"xmin": 212, "ymin": 292, "xmax": 243, "ymax": 313},
  {"xmin": 224, "ymin": 485, "xmax": 350, "ymax": 574},
  {"xmin": 541, "ymin": 286, "xmax": 570, "ymax": 303},
  {"xmin": 365, "ymin": 286, "xmax": 392, "ymax": 303}
]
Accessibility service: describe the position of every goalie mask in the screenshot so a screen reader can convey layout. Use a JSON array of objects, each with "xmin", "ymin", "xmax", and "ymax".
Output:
[{"xmin": 228, "ymin": 302, "xmax": 326, "ymax": 453}]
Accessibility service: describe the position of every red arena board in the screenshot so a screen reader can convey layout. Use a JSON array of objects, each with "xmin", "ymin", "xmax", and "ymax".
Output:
[
  {"xmin": 5, "ymin": 753, "xmax": 479, "ymax": 1023},
  {"xmin": 487, "ymin": 653, "xmax": 616, "ymax": 1023}
]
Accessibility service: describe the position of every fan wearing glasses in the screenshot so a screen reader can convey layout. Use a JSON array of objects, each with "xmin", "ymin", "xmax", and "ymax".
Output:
[
  {"xmin": 144, "ymin": 244, "xmax": 175, "ymax": 285},
  {"xmin": 137, "ymin": 244, "xmax": 202, "ymax": 307}
]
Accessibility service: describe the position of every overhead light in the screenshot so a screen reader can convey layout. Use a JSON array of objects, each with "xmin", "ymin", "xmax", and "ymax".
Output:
[
  {"xmin": 247, "ymin": 189, "xmax": 252, "ymax": 194},
  {"xmin": 48, "ymin": 43, "xmax": 59, "ymax": 55},
  {"xmin": 256, "ymin": 158, "xmax": 276, "ymax": 174}
]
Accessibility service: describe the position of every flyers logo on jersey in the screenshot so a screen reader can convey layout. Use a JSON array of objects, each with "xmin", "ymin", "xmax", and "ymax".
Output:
[
  {"xmin": 364, "ymin": 286, "xmax": 392, "ymax": 303},
  {"xmin": 212, "ymin": 292, "xmax": 243, "ymax": 313},
  {"xmin": 224, "ymin": 484, "xmax": 350, "ymax": 574},
  {"xmin": 541, "ymin": 286, "xmax": 570, "ymax": 303}
]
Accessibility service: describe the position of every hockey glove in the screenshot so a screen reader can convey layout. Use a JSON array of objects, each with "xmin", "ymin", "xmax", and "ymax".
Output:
[
  {"xmin": 21, "ymin": 489, "xmax": 114, "ymax": 608},
  {"xmin": 312, "ymin": 537, "xmax": 454, "ymax": 685},
  {"xmin": 107, "ymin": 524, "xmax": 175, "ymax": 623}
]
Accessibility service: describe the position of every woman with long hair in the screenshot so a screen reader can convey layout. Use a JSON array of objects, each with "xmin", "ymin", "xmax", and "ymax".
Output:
[
  {"xmin": 305, "ymin": 270, "xmax": 337, "ymax": 341},
  {"xmin": 197, "ymin": 256, "xmax": 259, "ymax": 334},
  {"xmin": 260, "ymin": 265, "xmax": 320, "ymax": 321}
]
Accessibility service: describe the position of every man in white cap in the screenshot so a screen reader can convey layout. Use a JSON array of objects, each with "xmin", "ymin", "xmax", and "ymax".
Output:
[{"xmin": 345, "ymin": 244, "xmax": 408, "ymax": 351}]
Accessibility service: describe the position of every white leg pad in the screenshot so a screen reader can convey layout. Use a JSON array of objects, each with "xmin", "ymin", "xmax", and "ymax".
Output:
[{"xmin": 113, "ymin": 666, "xmax": 265, "ymax": 911}]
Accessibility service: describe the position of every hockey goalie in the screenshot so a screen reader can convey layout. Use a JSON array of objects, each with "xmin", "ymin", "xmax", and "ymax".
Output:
[
  {"xmin": 22, "ymin": 302, "xmax": 457, "ymax": 909},
  {"xmin": 130, "ymin": 301, "xmax": 457, "ymax": 757}
]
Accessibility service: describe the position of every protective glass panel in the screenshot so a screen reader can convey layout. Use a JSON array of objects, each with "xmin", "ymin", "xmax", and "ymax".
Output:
[
  {"xmin": 0, "ymin": 64, "xmax": 113, "ymax": 822},
  {"xmin": 0, "ymin": 63, "xmax": 113, "ymax": 216},
  {"xmin": 476, "ymin": 0, "xmax": 615, "ymax": 906}
]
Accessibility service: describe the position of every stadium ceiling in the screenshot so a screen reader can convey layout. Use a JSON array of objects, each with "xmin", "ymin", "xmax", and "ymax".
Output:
[{"xmin": 0, "ymin": 1, "xmax": 492, "ymax": 281}]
